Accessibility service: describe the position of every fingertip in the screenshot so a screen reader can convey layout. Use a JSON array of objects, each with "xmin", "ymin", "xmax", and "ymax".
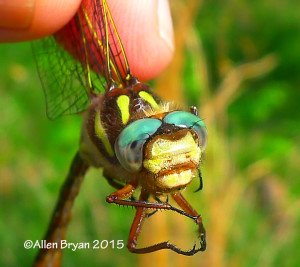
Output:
[
  {"xmin": 31, "ymin": 0, "xmax": 82, "ymax": 39},
  {"xmin": 0, "ymin": 0, "xmax": 81, "ymax": 42},
  {"xmin": 108, "ymin": 0, "xmax": 174, "ymax": 81},
  {"xmin": 0, "ymin": 0, "xmax": 35, "ymax": 30}
]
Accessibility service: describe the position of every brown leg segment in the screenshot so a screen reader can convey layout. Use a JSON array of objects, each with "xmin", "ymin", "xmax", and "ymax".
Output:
[
  {"xmin": 171, "ymin": 192, "xmax": 206, "ymax": 251},
  {"xmin": 106, "ymin": 181, "xmax": 138, "ymax": 201},
  {"xmin": 106, "ymin": 180, "xmax": 199, "ymax": 221},
  {"xmin": 126, "ymin": 191, "xmax": 148, "ymax": 253},
  {"xmin": 34, "ymin": 152, "xmax": 89, "ymax": 267},
  {"xmin": 126, "ymin": 191, "xmax": 202, "ymax": 256},
  {"xmin": 106, "ymin": 190, "xmax": 198, "ymax": 221}
]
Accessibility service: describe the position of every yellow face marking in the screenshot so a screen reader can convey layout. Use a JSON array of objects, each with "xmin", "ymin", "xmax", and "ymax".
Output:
[
  {"xmin": 139, "ymin": 91, "xmax": 159, "ymax": 108},
  {"xmin": 143, "ymin": 131, "xmax": 200, "ymax": 174},
  {"xmin": 95, "ymin": 110, "xmax": 114, "ymax": 157},
  {"xmin": 117, "ymin": 95, "xmax": 130, "ymax": 125}
]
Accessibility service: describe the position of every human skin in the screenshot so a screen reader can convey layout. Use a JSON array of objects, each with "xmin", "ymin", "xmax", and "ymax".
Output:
[{"xmin": 0, "ymin": 0, "xmax": 174, "ymax": 81}]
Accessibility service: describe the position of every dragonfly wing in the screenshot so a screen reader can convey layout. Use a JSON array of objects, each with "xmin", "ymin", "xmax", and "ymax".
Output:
[
  {"xmin": 32, "ymin": 0, "xmax": 131, "ymax": 120},
  {"xmin": 32, "ymin": 35, "xmax": 105, "ymax": 120},
  {"xmin": 76, "ymin": 0, "xmax": 131, "ymax": 87}
]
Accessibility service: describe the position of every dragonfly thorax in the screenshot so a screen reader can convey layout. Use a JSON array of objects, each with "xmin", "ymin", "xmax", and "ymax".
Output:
[{"xmin": 80, "ymin": 82, "xmax": 162, "ymax": 169}]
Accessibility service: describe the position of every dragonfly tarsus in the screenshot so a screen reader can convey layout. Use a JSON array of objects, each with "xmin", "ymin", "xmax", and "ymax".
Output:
[
  {"xmin": 171, "ymin": 192, "xmax": 206, "ymax": 250},
  {"xmin": 126, "ymin": 191, "xmax": 205, "ymax": 255},
  {"xmin": 106, "ymin": 195, "xmax": 198, "ymax": 221},
  {"xmin": 106, "ymin": 187, "xmax": 206, "ymax": 254}
]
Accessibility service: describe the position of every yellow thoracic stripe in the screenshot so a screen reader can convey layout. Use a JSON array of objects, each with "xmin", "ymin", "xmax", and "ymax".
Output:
[
  {"xmin": 139, "ymin": 91, "xmax": 159, "ymax": 108},
  {"xmin": 117, "ymin": 95, "xmax": 130, "ymax": 125},
  {"xmin": 94, "ymin": 110, "xmax": 114, "ymax": 157}
]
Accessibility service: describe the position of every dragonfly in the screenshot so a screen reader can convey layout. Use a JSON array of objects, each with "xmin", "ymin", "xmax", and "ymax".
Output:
[{"xmin": 33, "ymin": 0, "xmax": 208, "ymax": 265}]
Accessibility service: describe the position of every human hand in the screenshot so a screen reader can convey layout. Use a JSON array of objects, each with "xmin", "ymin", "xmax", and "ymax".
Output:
[{"xmin": 0, "ymin": 0, "xmax": 174, "ymax": 81}]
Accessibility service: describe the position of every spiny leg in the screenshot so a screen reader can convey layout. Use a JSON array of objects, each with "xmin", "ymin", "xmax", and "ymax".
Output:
[
  {"xmin": 145, "ymin": 195, "xmax": 169, "ymax": 218},
  {"xmin": 104, "ymin": 179, "xmax": 166, "ymax": 217},
  {"xmin": 127, "ymin": 191, "xmax": 201, "ymax": 256},
  {"xmin": 171, "ymin": 192, "xmax": 206, "ymax": 251},
  {"xmin": 34, "ymin": 152, "xmax": 89, "ymax": 267},
  {"xmin": 106, "ymin": 185, "xmax": 204, "ymax": 255},
  {"xmin": 106, "ymin": 188, "xmax": 198, "ymax": 221},
  {"xmin": 105, "ymin": 179, "xmax": 138, "ymax": 203},
  {"xmin": 104, "ymin": 172, "xmax": 137, "ymax": 201}
]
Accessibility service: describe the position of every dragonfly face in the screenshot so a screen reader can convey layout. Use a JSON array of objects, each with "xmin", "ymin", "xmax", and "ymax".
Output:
[
  {"xmin": 115, "ymin": 110, "xmax": 207, "ymax": 194},
  {"xmin": 33, "ymin": 0, "xmax": 208, "ymax": 262}
]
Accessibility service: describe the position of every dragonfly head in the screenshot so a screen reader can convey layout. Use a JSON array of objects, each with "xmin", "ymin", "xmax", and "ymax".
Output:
[{"xmin": 115, "ymin": 111, "xmax": 208, "ymax": 193}]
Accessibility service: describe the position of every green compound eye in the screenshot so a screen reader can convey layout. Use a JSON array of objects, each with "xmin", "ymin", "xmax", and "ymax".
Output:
[
  {"xmin": 115, "ymin": 119, "xmax": 162, "ymax": 172},
  {"xmin": 164, "ymin": 111, "xmax": 208, "ymax": 150}
]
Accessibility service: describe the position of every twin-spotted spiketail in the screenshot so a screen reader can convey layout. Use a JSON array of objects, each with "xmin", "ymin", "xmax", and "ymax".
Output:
[{"xmin": 32, "ymin": 0, "xmax": 208, "ymax": 265}]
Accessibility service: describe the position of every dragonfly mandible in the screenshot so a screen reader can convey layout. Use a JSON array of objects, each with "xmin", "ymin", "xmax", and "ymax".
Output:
[{"xmin": 32, "ymin": 0, "xmax": 208, "ymax": 265}]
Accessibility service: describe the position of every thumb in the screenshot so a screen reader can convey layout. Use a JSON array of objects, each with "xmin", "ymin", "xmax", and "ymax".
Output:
[{"xmin": 0, "ymin": 0, "xmax": 82, "ymax": 42}]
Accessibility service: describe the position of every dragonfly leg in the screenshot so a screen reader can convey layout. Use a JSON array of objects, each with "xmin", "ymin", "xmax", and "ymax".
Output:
[
  {"xmin": 145, "ymin": 195, "xmax": 168, "ymax": 218},
  {"xmin": 105, "ymin": 179, "xmax": 138, "ymax": 203},
  {"xmin": 106, "ymin": 190, "xmax": 198, "ymax": 221},
  {"xmin": 127, "ymin": 191, "xmax": 202, "ymax": 256},
  {"xmin": 105, "ymin": 178, "xmax": 137, "ymax": 200},
  {"xmin": 34, "ymin": 152, "xmax": 89, "ymax": 267},
  {"xmin": 171, "ymin": 192, "xmax": 206, "ymax": 251},
  {"xmin": 106, "ymin": 185, "xmax": 204, "ymax": 255}
]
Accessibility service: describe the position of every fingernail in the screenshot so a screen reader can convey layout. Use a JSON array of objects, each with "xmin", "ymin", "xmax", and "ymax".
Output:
[
  {"xmin": 157, "ymin": 0, "xmax": 174, "ymax": 52},
  {"xmin": 0, "ymin": 0, "xmax": 36, "ymax": 29}
]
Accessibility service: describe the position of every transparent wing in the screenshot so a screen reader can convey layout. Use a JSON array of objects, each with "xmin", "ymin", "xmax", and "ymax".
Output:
[
  {"xmin": 33, "ymin": 0, "xmax": 131, "ymax": 120},
  {"xmin": 33, "ymin": 36, "xmax": 105, "ymax": 120}
]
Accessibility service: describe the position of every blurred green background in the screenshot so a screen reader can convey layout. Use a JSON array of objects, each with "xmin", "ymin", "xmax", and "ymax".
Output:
[{"xmin": 0, "ymin": 0, "xmax": 300, "ymax": 266}]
